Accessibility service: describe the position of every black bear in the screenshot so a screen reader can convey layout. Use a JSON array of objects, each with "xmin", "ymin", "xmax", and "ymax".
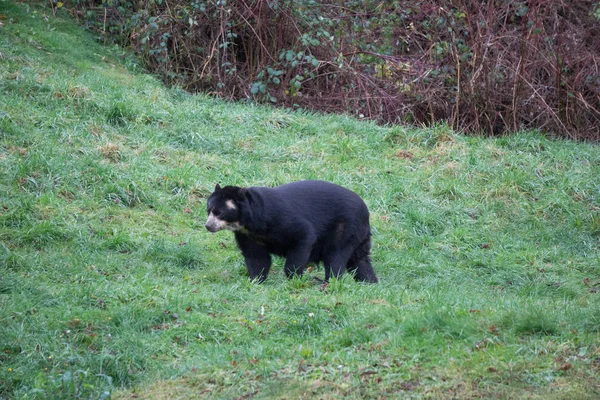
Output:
[{"xmin": 205, "ymin": 180, "xmax": 378, "ymax": 283}]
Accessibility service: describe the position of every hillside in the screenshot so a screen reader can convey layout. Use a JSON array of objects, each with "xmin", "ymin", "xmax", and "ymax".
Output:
[{"xmin": 1, "ymin": 1, "xmax": 600, "ymax": 399}]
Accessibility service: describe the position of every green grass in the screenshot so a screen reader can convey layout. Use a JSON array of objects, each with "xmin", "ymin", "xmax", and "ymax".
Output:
[{"xmin": 1, "ymin": 1, "xmax": 600, "ymax": 398}]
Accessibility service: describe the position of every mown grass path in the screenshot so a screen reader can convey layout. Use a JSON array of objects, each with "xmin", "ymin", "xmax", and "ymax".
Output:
[{"xmin": 1, "ymin": 1, "xmax": 599, "ymax": 398}]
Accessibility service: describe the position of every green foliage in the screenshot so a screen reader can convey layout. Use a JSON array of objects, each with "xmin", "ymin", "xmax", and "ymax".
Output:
[{"xmin": 28, "ymin": 370, "xmax": 111, "ymax": 400}]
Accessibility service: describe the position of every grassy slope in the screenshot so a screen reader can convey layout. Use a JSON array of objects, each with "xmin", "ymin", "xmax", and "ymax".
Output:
[{"xmin": 1, "ymin": 1, "xmax": 600, "ymax": 398}]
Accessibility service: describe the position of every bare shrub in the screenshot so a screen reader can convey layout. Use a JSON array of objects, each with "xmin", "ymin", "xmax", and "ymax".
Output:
[{"xmin": 71, "ymin": 0, "xmax": 600, "ymax": 139}]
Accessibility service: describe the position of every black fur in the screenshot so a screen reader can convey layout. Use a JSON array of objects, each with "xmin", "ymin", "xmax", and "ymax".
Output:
[{"xmin": 206, "ymin": 180, "xmax": 378, "ymax": 283}]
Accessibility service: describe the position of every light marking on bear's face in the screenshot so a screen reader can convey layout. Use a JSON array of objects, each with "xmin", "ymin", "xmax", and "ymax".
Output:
[
  {"xmin": 225, "ymin": 200, "xmax": 237, "ymax": 210},
  {"xmin": 205, "ymin": 211, "xmax": 244, "ymax": 233}
]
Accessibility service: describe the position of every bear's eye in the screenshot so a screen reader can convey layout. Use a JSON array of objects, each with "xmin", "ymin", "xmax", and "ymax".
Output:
[{"xmin": 212, "ymin": 210, "xmax": 221, "ymax": 217}]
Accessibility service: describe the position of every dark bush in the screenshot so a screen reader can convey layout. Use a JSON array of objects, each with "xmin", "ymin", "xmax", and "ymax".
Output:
[{"xmin": 70, "ymin": 0, "xmax": 600, "ymax": 139}]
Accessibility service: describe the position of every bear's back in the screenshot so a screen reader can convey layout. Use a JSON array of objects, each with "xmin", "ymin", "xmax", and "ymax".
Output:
[{"xmin": 269, "ymin": 180, "xmax": 369, "ymax": 227}]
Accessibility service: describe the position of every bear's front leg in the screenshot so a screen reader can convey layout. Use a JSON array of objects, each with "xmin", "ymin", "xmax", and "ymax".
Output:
[
  {"xmin": 235, "ymin": 233, "xmax": 272, "ymax": 283},
  {"xmin": 245, "ymin": 250, "xmax": 272, "ymax": 283}
]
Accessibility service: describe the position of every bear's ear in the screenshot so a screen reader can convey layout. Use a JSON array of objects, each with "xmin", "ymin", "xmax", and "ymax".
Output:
[{"xmin": 214, "ymin": 183, "xmax": 221, "ymax": 192}]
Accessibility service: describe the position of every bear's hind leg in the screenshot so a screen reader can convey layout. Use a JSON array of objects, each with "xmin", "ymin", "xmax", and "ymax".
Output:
[
  {"xmin": 346, "ymin": 237, "xmax": 378, "ymax": 283},
  {"xmin": 347, "ymin": 256, "xmax": 378, "ymax": 283},
  {"xmin": 323, "ymin": 246, "xmax": 356, "ymax": 281}
]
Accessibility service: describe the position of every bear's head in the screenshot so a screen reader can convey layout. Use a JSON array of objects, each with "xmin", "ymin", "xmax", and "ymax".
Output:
[{"xmin": 205, "ymin": 184, "xmax": 245, "ymax": 233}]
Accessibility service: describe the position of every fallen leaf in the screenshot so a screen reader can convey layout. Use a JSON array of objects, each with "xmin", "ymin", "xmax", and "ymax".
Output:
[
  {"xmin": 474, "ymin": 339, "xmax": 487, "ymax": 351},
  {"xmin": 69, "ymin": 318, "xmax": 81, "ymax": 328},
  {"xmin": 558, "ymin": 363, "xmax": 572, "ymax": 371},
  {"xmin": 395, "ymin": 149, "xmax": 414, "ymax": 159},
  {"xmin": 298, "ymin": 359, "xmax": 307, "ymax": 372},
  {"xmin": 584, "ymin": 278, "xmax": 590, "ymax": 286}
]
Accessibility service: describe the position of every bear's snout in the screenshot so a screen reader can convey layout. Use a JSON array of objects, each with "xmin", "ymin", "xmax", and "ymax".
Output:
[
  {"xmin": 205, "ymin": 213, "xmax": 225, "ymax": 233},
  {"xmin": 205, "ymin": 219, "xmax": 218, "ymax": 232}
]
